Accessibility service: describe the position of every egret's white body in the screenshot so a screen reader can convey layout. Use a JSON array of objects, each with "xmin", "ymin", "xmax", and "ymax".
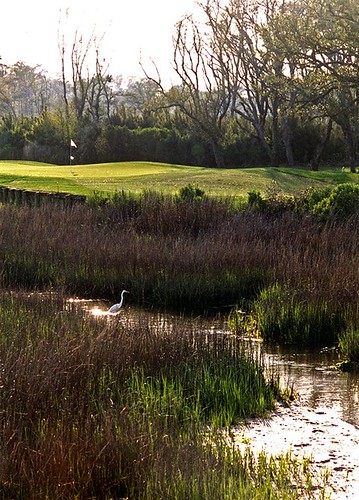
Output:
[{"xmin": 108, "ymin": 290, "xmax": 129, "ymax": 313}]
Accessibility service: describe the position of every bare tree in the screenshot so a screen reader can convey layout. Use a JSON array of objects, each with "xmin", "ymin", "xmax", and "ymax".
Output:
[
  {"xmin": 59, "ymin": 23, "xmax": 114, "ymax": 124},
  {"xmin": 146, "ymin": 0, "xmax": 296, "ymax": 167},
  {"xmin": 143, "ymin": 12, "xmax": 232, "ymax": 168},
  {"xmin": 202, "ymin": 0, "xmax": 289, "ymax": 165}
]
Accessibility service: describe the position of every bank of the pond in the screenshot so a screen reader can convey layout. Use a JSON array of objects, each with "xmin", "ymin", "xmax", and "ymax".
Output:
[
  {"xmin": 235, "ymin": 403, "xmax": 359, "ymax": 498},
  {"xmin": 0, "ymin": 185, "xmax": 86, "ymax": 206}
]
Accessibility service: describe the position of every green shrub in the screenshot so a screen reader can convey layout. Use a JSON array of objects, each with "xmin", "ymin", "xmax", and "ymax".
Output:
[
  {"xmin": 247, "ymin": 190, "xmax": 266, "ymax": 210},
  {"xmin": 293, "ymin": 186, "xmax": 332, "ymax": 214},
  {"xmin": 178, "ymin": 184, "xmax": 206, "ymax": 201},
  {"xmin": 312, "ymin": 183, "xmax": 359, "ymax": 220}
]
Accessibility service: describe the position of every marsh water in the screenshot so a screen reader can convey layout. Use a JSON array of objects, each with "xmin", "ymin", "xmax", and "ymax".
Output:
[
  {"xmin": 240, "ymin": 343, "xmax": 359, "ymax": 498},
  {"xmin": 264, "ymin": 343, "xmax": 359, "ymax": 426},
  {"xmin": 80, "ymin": 299, "xmax": 359, "ymax": 498},
  {"xmin": 237, "ymin": 336, "xmax": 359, "ymax": 498}
]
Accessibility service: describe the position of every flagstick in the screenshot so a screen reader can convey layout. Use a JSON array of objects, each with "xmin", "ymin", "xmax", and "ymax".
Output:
[{"xmin": 69, "ymin": 139, "xmax": 77, "ymax": 165}]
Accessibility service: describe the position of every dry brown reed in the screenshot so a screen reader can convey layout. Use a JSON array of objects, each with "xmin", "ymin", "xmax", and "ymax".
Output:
[{"xmin": 0, "ymin": 193, "xmax": 358, "ymax": 326}]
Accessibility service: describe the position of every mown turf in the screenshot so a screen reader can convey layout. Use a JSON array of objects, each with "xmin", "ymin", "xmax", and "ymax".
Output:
[{"xmin": 0, "ymin": 160, "xmax": 355, "ymax": 198}]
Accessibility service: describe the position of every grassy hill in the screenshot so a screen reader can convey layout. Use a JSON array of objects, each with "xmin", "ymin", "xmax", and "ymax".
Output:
[{"xmin": 0, "ymin": 160, "xmax": 355, "ymax": 198}]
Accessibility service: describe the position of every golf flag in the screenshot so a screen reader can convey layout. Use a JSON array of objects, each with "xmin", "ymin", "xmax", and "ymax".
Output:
[{"xmin": 70, "ymin": 139, "xmax": 77, "ymax": 148}]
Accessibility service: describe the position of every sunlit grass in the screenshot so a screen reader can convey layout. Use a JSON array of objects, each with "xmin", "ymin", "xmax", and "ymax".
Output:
[{"xmin": 0, "ymin": 160, "xmax": 355, "ymax": 197}]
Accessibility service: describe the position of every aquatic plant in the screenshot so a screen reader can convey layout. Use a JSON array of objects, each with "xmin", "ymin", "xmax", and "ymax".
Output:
[
  {"xmin": 250, "ymin": 283, "xmax": 343, "ymax": 344},
  {"xmin": 338, "ymin": 309, "xmax": 359, "ymax": 370}
]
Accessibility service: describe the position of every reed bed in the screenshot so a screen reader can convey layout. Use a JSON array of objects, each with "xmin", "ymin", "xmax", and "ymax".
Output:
[
  {"xmin": 0, "ymin": 191, "xmax": 358, "ymax": 343},
  {"xmin": 0, "ymin": 291, "xmax": 326, "ymax": 499},
  {"xmin": 0, "ymin": 193, "xmax": 339, "ymax": 496}
]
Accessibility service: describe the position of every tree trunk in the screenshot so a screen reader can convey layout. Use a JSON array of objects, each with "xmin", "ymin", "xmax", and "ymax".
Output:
[
  {"xmin": 309, "ymin": 119, "xmax": 333, "ymax": 171},
  {"xmin": 271, "ymin": 96, "xmax": 281, "ymax": 166},
  {"xmin": 342, "ymin": 125, "xmax": 357, "ymax": 173},
  {"xmin": 255, "ymin": 125, "xmax": 278, "ymax": 166},
  {"xmin": 211, "ymin": 140, "xmax": 226, "ymax": 168},
  {"xmin": 282, "ymin": 115, "xmax": 294, "ymax": 167}
]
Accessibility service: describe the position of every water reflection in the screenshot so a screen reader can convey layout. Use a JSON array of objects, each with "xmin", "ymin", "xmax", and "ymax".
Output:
[
  {"xmin": 67, "ymin": 298, "xmax": 122, "ymax": 317},
  {"xmin": 71, "ymin": 298, "xmax": 359, "ymax": 428},
  {"xmin": 90, "ymin": 307, "xmax": 109, "ymax": 317},
  {"xmin": 264, "ymin": 344, "xmax": 359, "ymax": 427}
]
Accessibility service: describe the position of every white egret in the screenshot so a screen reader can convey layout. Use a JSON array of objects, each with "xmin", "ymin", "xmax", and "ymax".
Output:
[{"xmin": 108, "ymin": 290, "xmax": 129, "ymax": 313}]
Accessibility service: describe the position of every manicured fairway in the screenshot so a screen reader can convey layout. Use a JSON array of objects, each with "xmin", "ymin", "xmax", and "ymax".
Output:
[{"xmin": 0, "ymin": 160, "xmax": 354, "ymax": 198}]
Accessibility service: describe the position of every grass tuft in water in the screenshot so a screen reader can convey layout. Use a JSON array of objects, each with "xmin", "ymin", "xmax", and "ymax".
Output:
[{"xmin": 249, "ymin": 282, "xmax": 343, "ymax": 344}]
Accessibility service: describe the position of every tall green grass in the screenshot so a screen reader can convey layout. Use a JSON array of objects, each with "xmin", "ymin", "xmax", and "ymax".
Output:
[
  {"xmin": 337, "ymin": 306, "xmax": 359, "ymax": 369},
  {"xmin": 250, "ymin": 283, "xmax": 344, "ymax": 344},
  {"xmin": 0, "ymin": 291, "xmax": 327, "ymax": 498}
]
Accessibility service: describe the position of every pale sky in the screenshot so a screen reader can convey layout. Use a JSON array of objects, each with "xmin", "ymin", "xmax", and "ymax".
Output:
[{"xmin": 0, "ymin": 0, "xmax": 200, "ymax": 85}]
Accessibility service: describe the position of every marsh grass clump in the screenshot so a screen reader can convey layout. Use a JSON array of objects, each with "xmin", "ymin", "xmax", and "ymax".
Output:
[
  {"xmin": 338, "ymin": 329, "xmax": 359, "ymax": 371},
  {"xmin": 0, "ymin": 291, "xmax": 325, "ymax": 499},
  {"xmin": 250, "ymin": 283, "xmax": 343, "ymax": 344},
  {"xmin": 144, "ymin": 440, "xmax": 324, "ymax": 500},
  {"xmin": 337, "ymin": 307, "xmax": 359, "ymax": 370}
]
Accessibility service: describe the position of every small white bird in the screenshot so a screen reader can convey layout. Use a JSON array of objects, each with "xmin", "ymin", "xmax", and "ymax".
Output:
[{"xmin": 108, "ymin": 290, "xmax": 129, "ymax": 314}]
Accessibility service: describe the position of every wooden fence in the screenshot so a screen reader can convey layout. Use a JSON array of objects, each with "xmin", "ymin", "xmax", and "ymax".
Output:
[{"xmin": 0, "ymin": 186, "xmax": 86, "ymax": 208}]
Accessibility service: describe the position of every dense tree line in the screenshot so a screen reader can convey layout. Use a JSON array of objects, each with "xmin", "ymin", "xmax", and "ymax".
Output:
[{"xmin": 0, "ymin": 0, "xmax": 357, "ymax": 168}]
